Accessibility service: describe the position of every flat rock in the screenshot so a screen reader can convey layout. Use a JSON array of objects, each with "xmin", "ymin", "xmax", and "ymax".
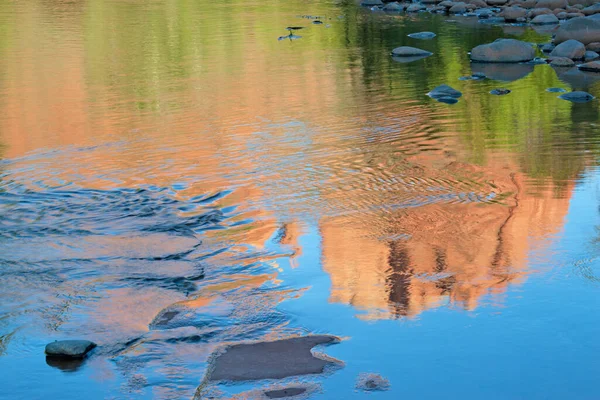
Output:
[
  {"xmin": 427, "ymin": 84, "xmax": 463, "ymax": 99},
  {"xmin": 206, "ymin": 335, "xmax": 341, "ymax": 382},
  {"xmin": 557, "ymin": 11, "xmax": 569, "ymax": 18},
  {"xmin": 550, "ymin": 39, "xmax": 586, "ymax": 58},
  {"xmin": 546, "ymin": 87, "xmax": 567, "ymax": 92},
  {"xmin": 408, "ymin": 31, "xmax": 437, "ymax": 39},
  {"xmin": 558, "ymin": 90, "xmax": 595, "ymax": 102},
  {"xmin": 549, "ymin": 56, "xmax": 576, "ymax": 66},
  {"xmin": 529, "ymin": 7, "xmax": 554, "ymax": 17},
  {"xmin": 554, "ymin": 17, "xmax": 600, "ymax": 44},
  {"xmin": 502, "ymin": 6, "xmax": 528, "ymax": 19},
  {"xmin": 265, "ymin": 388, "xmax": 307, "ymax": 399},
  {"xmin": 490, "ymin": 88, "xmax": 512, "ymax": 95},
  {"xmin": 531, "ymin": 13, "xmax": 560, "ymax": 22},
  {"xmin": 391, "ymin": 46, "xmax": 433, "ymax": 57},
  {"xmin": 406, "ymin": 3, "xmax": 427, "ymax": 11},
  {"xmin": 578, "ymin": 60, "xmax": 600, "ymax": 71},
  {"xmin": 487, "ymin": 0, "xmax": 509, "ymax": 5},
  {"xmin": 470, "ymin": 39, "xmax": 535, "ymax": 62},
  {"xmin": 45, "ymin": 340, "xmax": 97, "ymax": 358}
]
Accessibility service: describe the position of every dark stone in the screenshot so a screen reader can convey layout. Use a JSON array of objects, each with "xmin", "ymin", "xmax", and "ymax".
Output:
[
  {"xmin": 427, "ymin": 84, "xmax": 463, "ymax": 99},
  {"xmin": 436, "ymin": 96, "xmax": 460, "ymax": 104},
  {"xmin": 490, "ymin": 88, "xmax": 512, "ymax": 95},
  {"xmin": 265, "ymin": 388, "xmax": 307, "ymax": 399},
  {"xmin": 470, "ymin": 39, "xmax": 535, "ymax": 62},
  {"xmin": 549, "ymin": 56, "xmax": 576, "ymax": 66},
  {"xmin": 471, "ymin": 62, "xmax": 533, "ymax": 81},
  {"xmin": 578, "ymin": 60, "xmax": 600, "ymax": 71},
  {"xmin": 361, "ymin": 0, "xmax": 384, "ymax": 6},
  {"xmin": 391, "ymin": 46, "xmax": 433, "ymax": 57},
  {"xmin": 206, "ymin": 335, "xmax": 340, "ymax": 382},
  {"xmin": 558, "ymin": 90, "xmax": 596, "ymax": 102},
  {"xmin": 546, "ymin": 87, "xmax": 567, "ymax": 92},
  {"xmin": 584, "ymin": 50, "xmax": 600, "ymax": 60},
  {"xmin": 45, "ymin": 340, "xmax": 97, "ymax": 358}
]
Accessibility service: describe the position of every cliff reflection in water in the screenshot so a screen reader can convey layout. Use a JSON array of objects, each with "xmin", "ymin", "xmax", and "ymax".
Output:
[{"xmin": 322, "ymin": 159, "xmax": 573, "ymax": 319}]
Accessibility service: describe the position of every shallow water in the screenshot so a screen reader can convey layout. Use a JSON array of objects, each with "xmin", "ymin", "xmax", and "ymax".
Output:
[{"xmin": 1, "ymin": 1, "xmax": 600, "ymax": 399}]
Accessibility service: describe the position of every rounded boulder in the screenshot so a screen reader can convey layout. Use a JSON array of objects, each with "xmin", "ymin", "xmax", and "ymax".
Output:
[{"xmin": 470, "ymin": 39, "xmax": 536, "ymax": 62}]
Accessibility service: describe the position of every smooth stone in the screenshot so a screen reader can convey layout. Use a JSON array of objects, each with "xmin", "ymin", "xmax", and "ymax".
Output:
[
  {"xmin": 554, "ymin": 17, "xmax": 600, "ymax": 44},
  {"xmin": 578, "ymin": 60, "xmax": 600, "ymax": 71},
  {"xmin": 567, "ymin": 12, "xmax": 585, "ymax": 17},
  {"xmin": 582, "ymin": 3, "xmax": 600, "ymax": 14},
  {"xmin": 588, "ymin": 13, "xmax": 600, "ymax": 20},
  {"xmin": 546, "ymin": 87, "xmax": 567, "ymax": 92},
  {"xmin": 529, "ymin": 7, "xmax": 554, "ymax": 17},
  {"xmin": 427, "ymin": 84, "xmax": 463, "ymax": 99},
  {"xmin": 356, "ymin": 373, "xmax": 391, "ymax": 392},
  {"xmin": 264, "ymin": 388, "xmax": 307, "ymax": 399},
  {"xmin": 471, "ymin": 61, "xmax": 533, "ymax": 81},
  {"xmin": 45, "ymin": 340, "xmax": 97, "ymax": 358},
  {"xmin": 550, "ymin": 56, "xmax": 576, "ymax": 66},
  {"xmin": 490, "ymin": 88, "xmax": 512, "ymax": 95},
  {"xmin": 586, "ymin": 41, "xmax": 600, "ymax": 51},
  {"xmin": 406, "ymin": 3, "xmax": 427, "ymax": 11},
  {"xmin": 312, "ymin": 20, "xmax": 323, "ymax": 24},
  {"xmin": 408, "ymin": 31, "xmax": 437, "ymax": 39},
  {"xmin": 206, "ymin": 335, "xmax": 341, "ymax": 382},
  {"xmin": 558, "ymin": 90, "xmax": 595, "ymax": 101},
  {"xmin": 360, "ymin": 0, "xmax": 384, "ymax": 6},
  {"xmin": 584, "ymin": 50, "xmax": 600, "ymax": 60},
  {"xmin": 449, "ymin": 2, "xmax": 469, "ymax": 13},
  {"xmin": 541, "ymin": 43, "xmax": 556, "ymax": 52},
  {"xmin": 550, "ymin": 39, "xmax": 586, "ymax": 59},
  {"xmin": 391, "ymin": 46, "xmax": 433, "ymax": 57},
  {"xmin": 531, "ymin": 13, "xmax": 560, "ymax": 22},
  {"xmin": 536, "ymin": 0, "xmax": 568, "ymax": 8},
  {"xmin": 502, "ymin": 6, "xmax": 528, "ymax": 20},
  {"xmin": 470, "ymin": 39, "xmax": 535, "ymax": 62},
  {"xmin": 487, "ymin": 0, "xmax": 509, "ymax": 5},
  {"xmin": 383, "ymin": 2, "xmax": 405, "ymax": 11}
]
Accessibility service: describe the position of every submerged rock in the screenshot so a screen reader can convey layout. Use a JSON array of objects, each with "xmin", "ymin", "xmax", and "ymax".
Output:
[
  {"xmin": 470, "ymin": 39, "xmax": 535, "ymax": 62},
  {"xmin": 407, "ymin": 3, "xmax": 427, "ymax": 11},
  {"xmin": 408, "ymin": 31, "xmax": 437, "ymax": 39},
  {"xmin": 546, "ymin": 87, "xmax": 567, "ymax": 92},
  {"xmin": 550, "ymin": 39, "xmax": 586, "ymax": 59},
  {"xmin": 360, "ymin": 0, "xmax": 384, "ymax": 6},
  {"xmin": 578, "ymin": 60, "xmax": 600, "ymax": 71},
  {"xmin": 391, "ymin": 46, "xmax": 433, "ymax": 57},
  {"xmin": 356, "ymin": 373, "xmax": 391, "ymax": 392},
  {"xmin": 531, "ymin": 13, "xmax": 560, "ymax": 23},
  {"xmin": 45, "ymin": 340, "xmax": 97, "ymax": 358},
  {"xmin": 554, "ymin": 17, "xmax": 600, "ymax": 44},
  {"xmin": 264, "ymin": 388, "xmax": 307, "ymax": 398},
  {"xmin": 206, "ymin": 335, "xmax": 341, "ymax": 382},
  {"xmin": 383, "ymin": 2, "xmax": 405, "ymax": 11},
  {"xmin": 549, "ymin": 56, "xmax": 576, "ymax": 66},
  {"xmin": 427, "ymin": 84, "xmax": 463, "ymax": 100},
  {"xmin": 490, "ymin": 88, "xmax": 512, "ymax": 95},
  {"xmin": 558, "ymin": 91, "xmax": 595, "ymax": 102}
]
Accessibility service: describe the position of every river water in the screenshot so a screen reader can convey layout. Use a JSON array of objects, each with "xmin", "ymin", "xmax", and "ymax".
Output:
[{"xmin": 1, "ymin": 0, "xmax": 600, "ymax": 399}]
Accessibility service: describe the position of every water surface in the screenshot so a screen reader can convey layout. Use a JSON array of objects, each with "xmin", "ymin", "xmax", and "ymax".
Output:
[{"xmin": 1, "ymin": 1, "xmax": 600, "ymax": 399}]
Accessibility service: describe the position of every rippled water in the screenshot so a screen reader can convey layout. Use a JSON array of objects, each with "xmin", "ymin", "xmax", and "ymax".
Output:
[{"xmin": 2, "ymin": 0, "xmax": 600, "ymax": 399}]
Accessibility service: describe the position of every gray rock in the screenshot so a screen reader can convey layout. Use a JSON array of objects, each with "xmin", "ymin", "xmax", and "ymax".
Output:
[
  {"xmin": 265, "ymin": 388, "xmax": 307, "ymax": 399},
  {"xmin": 427, "ymin": 84, "xmax": 463, "ymax": 99},
  {"xmin": 487, "ymin": 0, "xmax": 509, "ymax": 5},
  {"xmin": 45, "ymin": 340, "xmax": 97, "ymax": 358},
  {"xmin": 361, "ymin": 0, "xmax": 384, "ymax": 6},
  {"xmin": 541, "ymin": 43, "xmax": 556, "ymax": 52},
  {"xmin": 578, "ymin": 60, "xmax": 600, "ymax": 71},
  {"xmin": 588, "ymin": 13, "xmax": 600, "ymax": 21},
  {"xmin": 558, "ymin": 90, "xmax": 595, "ymax": 101},
  {"xmin": 557, "ymin": 11, "xmax": 568, "ymax": 18},
  {"xmin": 546, "ymin": 87, "xmax": 567, "ymax": 92},
  {"xmin": 435, "ymin": 96, "xmax": 460, "ymax": 104},
  {"xmin": 490, "ymin": 88, "xmax": 512, "ymax": 95},
  {"xmin": 535, "ymin": 0, "xmax": 567, "ymax": 8},
  {"xmin": 529, "ymin": 7, "xmax": 554, "ymax": 17},
  {"xmin": 582, "ymin": 3, "xmax": 600, "ymax": 14},
  {"xmin": 383, "ymin": 2, "xmax": 405, "ymax": 11},
  {"xmin": 554, "ymin": 17, "xmax": 600, "ymax": 44},
  {"xmin": 356, "ymin": 373, "xmax": 391, "ymax": 392},
  {"xmin": 449, "ymin": 2, "xmax": 469, "ymax": 13},
  {"xmin": 587, "ymin": 41, "xmax": 600, "ymax": 51},
  {"xmin": 567, "ymin": 12, "xmax": 585, "ymax": 17},
  {"xmin": 206, "ymin": 335, "xmax": 341, "ymax": 382},
  {"xmin": 408, "ymin": 31, "xmax": 437, "ymax": 39},
  {"xmin": 502, "ymin": 6, "xmax": 528, "ymax": 20},
  {"xmin": 391, "ymin": 46, "xmax": 433, "ymax": 57},
  {"xmin": 406, "ymin": 3, "xmax": 427, "ymax": 11},
  {"xmin": 531, "ymin": 13, "xmax": 560, "ymax": 23},
  {"xmin": 585, "ymin": 50, "xmax": 600, "ymax": 60},
  {"xmin": 470, "ymin": 39, "xmax": 535, "ymax": 62},
  {"xmin": 549, "ymin": 56, "xmax": 576, "ymax": 66},
  {"xmin": 550, "ymin": 39, "xmax": 586, "ymax": 58}
]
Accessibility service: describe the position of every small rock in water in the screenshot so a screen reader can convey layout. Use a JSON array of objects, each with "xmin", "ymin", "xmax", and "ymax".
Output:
[
  {"xmin": 45, "ymin": 340, "xmax": 97, "ymax": 358},
  {"xmin": 472, "ymin": 72, "xmax": 486, "ymax": 79},
  {"xmin": 470, "ymin": 39, "xmax": 535, "ymax": 62},
  {"xmin": 408, "ymin": 31, "xmax": 437, "ymax": 40},
  {"xmin": 549, "ymin": 56, "xmax": 575, "ymax": 67},
  {"xmin": 360, "ymin": 0, "xmax": 384, "ymax": 6},
  {"xmin": 490, "ymin": 88, "xmax": 511, "ymax": 95},
  {"xmin": 550, "ymin": 39, "xmax": 586, "ymax": 59},
  {"xmin": 383, "ymin": 2, "xmax": 404, "ymax": 11},
  {"xmin": 558, "ymin": 91, "xmax": 595, "ymax": 102},
  {"xmin": 546, "ymin": 87, "xmax": 567, "ymax": 92},
  {"xmin": 264, "ymin": 387, "xmax": 307, "ymax": 399},
  {"xmin": 356, "ymin": 373, "xmax": 391, "ymax": 392},
  {"xmin": 578, "ymin": 61, "xmax": 600, "ymax": 72},
  {"xmin": 391, "ymin": 46, "xmax": 433, "ymax": 58},
  {"xmin": 585, "ymin": 51, "xmax": 600, "ymax": 61},
  {"xmin": 428, "ymin": 84, "xmax": 462, "ymax": 100}
]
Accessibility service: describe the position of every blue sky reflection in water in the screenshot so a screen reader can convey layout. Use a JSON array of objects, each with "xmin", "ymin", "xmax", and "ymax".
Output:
[{"xmin": 1, "ymin": 0, "xmax": 600, "ymax": 398}]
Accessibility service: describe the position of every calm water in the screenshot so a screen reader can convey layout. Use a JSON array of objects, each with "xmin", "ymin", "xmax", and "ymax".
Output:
[{"xmin": 1, "ymin": 0, "xmax": 600, "ymax": 399}]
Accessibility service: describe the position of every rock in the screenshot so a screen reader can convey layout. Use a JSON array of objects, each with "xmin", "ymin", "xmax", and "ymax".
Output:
[
  {"xmin": 406, "ymin": 3, "xmax": 427, "ymax": 11},
  {"xmin": 531, "ymin": 13, "xmax": 560, "ymax": 22},
  {"xmin": 558, "ymin": 91, "xmax": 595, "ymax": 101},
  {"xmin": 535, "ymin": 0, "xmax": 567, "ymax": 8},
  {"xmin": 427, "ymin": 84, "xmax": 463, "ymax": 99},
  {"xmin": 585, "ymin": 50, "xmax": 600, "ymax": 60},
  {"xmin": 511, "ymin": 0, "xmax": 537, "ymax": 8},
  {"xmin": 449, "ymin": 2, "xmax": 469, "ymax": 13},
  {"xmin": 568, "ymin": 0, "xmax": 595, "ymax": 7},
  {"xmin": 588, "ymin": 13, "xmax": 600, "ymax": 20},
  {"xmin": 408, "ymin": 31, "xmax": 437, "ymax": 39},
  {"xmin": 439, "ymin": 0, "xmax": 455, "ymax": 8},
  {"xmin": 470, "ymin": 39, "xmax": 535, "ymax": 62},
  {"xmin": 471, "ymin": 62, "xmax": 534, "ymax": 80},
  {"xmin": 45, "ymin": 340, "xmax": 97, "ymax": 358},
  {"xmin": 549, "ymin": 56, "xmax": 576, "ymax": 66},
  {"xmin": 383, "ymin": 2, "xmax": 405, "ymax": 11},
  {"xmin": 391, "ymin": 46, "xmax": 433, "ymax": 57},
  {"xmin": 529, "ymin": 7, "xmax": 554, "ymax": 17},
  {"xmin": 477, "ymin": 8, "xmax": 495, "ymax": 17},
  {"xmin": 541, "ymin": 43, "xmax": 556, "ymax": 52},
  {"xmin": 468, "ymin": 0, "xmax": 489, "ymax": 7},
  {"xmin": 490, "ymin": 88, "xmax": 512, "ymax": 95},
  {"xmin": 356, "ymin": 373, "xmax": 391, "ymax": 392},
  {"xmin": 567, "ymin": 12, "xmax": 585, "ymax": 17},
  {"xmin": 502, "ymin": 6, "xmax": 528, "ymax": 19},
  {"xmin": 554, "ymin": 15, "xmax": 600, "ymax": 43},
  {"xmin": 487, "ymin": 0, "xmax": 509, "ymax": 5},
  {"xmin": 550, "ymin": 39, "xmax": 586, "ymax": 58},
  {"xmin": 206, "ymin": 335, "xmax": 341, "ymax": 382},
  {"xmin": 361, "ymin": 0, "xmax": 384, "ymax": 6},
  {"xmin": 578, "ymin": 60, "xmax": 600, "ymax": 71},
  {"xmin": 546, "ymin": 87, "xmax": 567, "ymax": 92},
  {"xmin": 582, "ymin": 3, "xmax": 600, "ymax": 14},
  {"xmin": 557, "ymin": 11, "xmax": 568, "ymax": 18},
  {"xmin": 265, "ymin": 388, "xmax": 307, "ymax": 399},
  {"xmin": 423, "ymin": 0, "xmax": 442, "ymax": 3},
  {"xmin": 586, "ymin": 42, "xmax": 600, "ymax": 51}
]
